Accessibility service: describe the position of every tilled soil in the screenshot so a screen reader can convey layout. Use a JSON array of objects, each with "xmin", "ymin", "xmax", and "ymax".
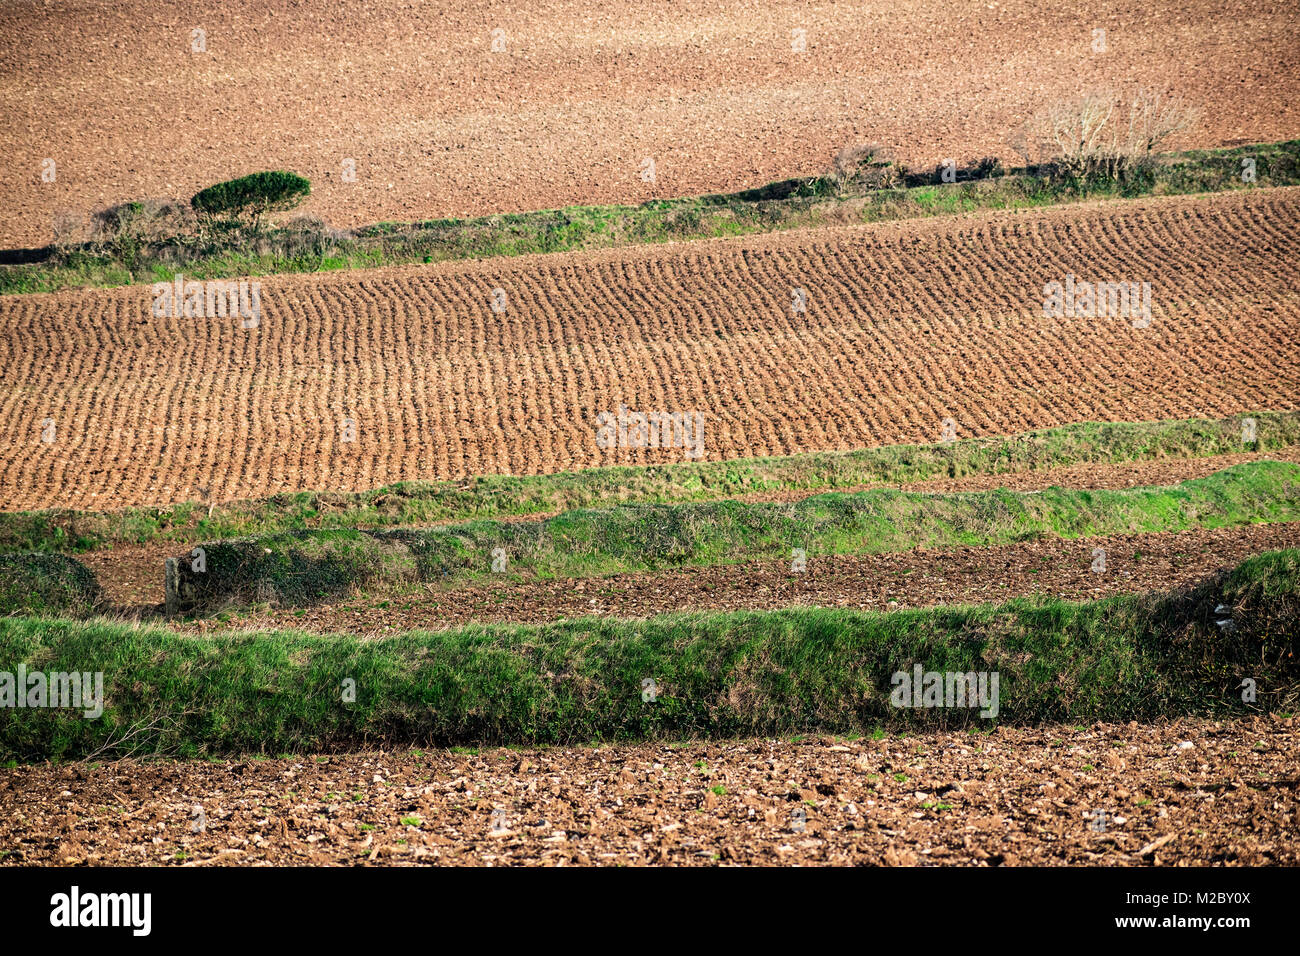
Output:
[
  {"xmin": 3, "ymin": 0, "xmax": 1297, "ymax": 248},
  {"xmin": 2, "ymin": 718, "xmax": 1294, "ymax": 866},
  {"xmin": 3, "ymin": 188, "xmax": 1299, "ymax": 511}
]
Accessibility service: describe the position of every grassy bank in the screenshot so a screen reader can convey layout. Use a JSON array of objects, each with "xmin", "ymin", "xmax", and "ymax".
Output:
[
  {"xmin": 168, "ymin": 461, "xmax": 1300, "ymax": 613},
  {"xmin": 0, "ymin": 554, "xmax": 102, "ymax": 616},
  {"xmin": 2, "ymin": 549, "xmax": 1296, "ymax": 760},
  {"xmin": 3, "ymin": 410, "xmax": 1292, "ymax": 555},
  {"xmin": 3, "ymin": 140, "xmax": 1297, "ymax": 296}
]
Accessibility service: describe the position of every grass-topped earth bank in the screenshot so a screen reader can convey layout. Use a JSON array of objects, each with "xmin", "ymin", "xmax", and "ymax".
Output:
[
  {"xmin": 1, "ymin": 549, "xmax": 1296, "ymax": 761},
  {"xmin": 158, "ymin": 461, "xmax": 1300, "ymax": 614},
  {"xmin": 2, "ymin": 410, "xmax": 1292, "ymax": 555},
  {"xmin": 3, "ymin": 139, "xmax": 1296, "ymax": 296}
]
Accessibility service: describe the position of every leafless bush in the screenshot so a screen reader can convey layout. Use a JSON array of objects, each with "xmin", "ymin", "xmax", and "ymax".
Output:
[
  {"xmin": 46, "ymin": 198, "xmax": 203, "ymax": 268},
  {"xmin": 268, "ymin": 216, "xmax": 352, "ymax": 258},
  {"xmin": 88, "ymin": 198, "xmax": 195, "ymax": 247},
  {"xmin": 1021, "ymin": 88, "xmax": 1200, "ymax": 182},
  {"xmin": 1034, "ymin": 91, "xmax": 1116, "ymax": 173},
  {"xmin": 928, "ymin": 156, "xmax": 1005, "ymax": 184},
  {"xmin": 830, "ymin": 142, "xmax": 903, "ymax": 193},
  {"xmin": 1121, "ymin": 88, "xmax": 1201, "ymax": 158},
  {"xmin": 50, "ymin": 209, "xmax": 88, "ymax": 253}
]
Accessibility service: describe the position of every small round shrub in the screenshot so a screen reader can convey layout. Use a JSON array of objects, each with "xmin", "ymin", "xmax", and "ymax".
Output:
[{"xmin": 190, "ymin": 171, "xmax": 311, "ymax": 230}]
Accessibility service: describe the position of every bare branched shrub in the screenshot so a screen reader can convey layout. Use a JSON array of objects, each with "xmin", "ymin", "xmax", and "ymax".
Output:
[
  {"xmin": 1121, "ymin": 88, "xmax": 1201, "ymax": 160},
  {"xmin": 1008, "ymin": 129, "xmax": 1033, "ymax": 167},
  {"xmin": 1022, "ymin": 88, "xmax": 1200, "ymax": 183},
  {"xmin": 45, "ymin": 198, "xmax": 203, "ymax": 270},
  {"xmin": 88, "ymin": 198, "xmax": 194, "ymax": 247},
  {"xmin": 832, "ymin": 143, "xmax": 876, "ymax": 180},
  {"xmin": 830, "ymin": 142, "xmax": 902, "ymax": 194},
  {"xmin": 271, "ymin": 216, "xmax": 352, "ymax": 258},
  {"xmin": 928, "ymin": 156, "xmax": 1006, "ymax": 184},
  {"xmin": 1033, "ymin": 91, "xmax": 1116, "ymax": 176},
  {"xmin": 50, "ymin": 209, "xmax": 88, "ymax": 255}
]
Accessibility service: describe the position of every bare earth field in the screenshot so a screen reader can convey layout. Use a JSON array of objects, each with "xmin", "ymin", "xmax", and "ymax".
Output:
[
  {"xmin": 2, "ymin": 0, "xmax": 1298, "ymax": 249},
  {"xmin": 2, "ymin": 718, "xmax": 1294, "ymax": 866},
  {"xmin": 2, "ymin": 188, "xmax": 1298, "ymax": 511}
]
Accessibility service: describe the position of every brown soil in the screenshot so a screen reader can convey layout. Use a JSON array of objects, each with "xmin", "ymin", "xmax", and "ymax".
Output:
[
  {"xmin": 2, "ymin": 0, "xmax": 1297, "ymax": 248},
  {"xmin": 140, "ymin": 523, "xmax": 1299, "ymax": 635},
  {"xmin": 2, "ymin": 718, "xmax": 1294, "ymax": 866},
  {"xmin": 3, "ymin": 188, "xmax": 1298, "ymax": 511}
]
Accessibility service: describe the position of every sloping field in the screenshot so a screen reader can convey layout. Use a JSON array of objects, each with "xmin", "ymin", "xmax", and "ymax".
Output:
[
  {"xmin": 2, "ymin": 0, "xmax": 1298, "ymax": 248},
  {"xmin": 2, "ymin": 188, "xmax": 1298, "ymax": 511}
]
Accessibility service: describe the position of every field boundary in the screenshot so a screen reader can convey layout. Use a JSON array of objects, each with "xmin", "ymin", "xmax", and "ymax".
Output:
[
  {"xmin": 161, "ymin": 460, "xmax": 1300, "ymax": 612},
  {"xmin": 2, "ymin": 549, "xmax": 1296, "ymax": 760},
  {"xmin": 4, "ymin": 411, "xmax": 1293, "ymax": 554},
  {"xmin": 3, "ymin": 139, "xmax": 1296, "ymax": 296}
]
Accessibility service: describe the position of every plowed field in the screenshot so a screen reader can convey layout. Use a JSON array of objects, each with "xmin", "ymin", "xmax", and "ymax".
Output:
[
  {"xmin": 3, "ymin": 0, "xmax": 1299, "ymax": 248},
  {"xmin": 4, "ymin": 719, "xmax": 1294, "ymax": 866},
  {"xmin": 2, "ymin": 188, "xmax": 1298, "ymax": 511}
]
